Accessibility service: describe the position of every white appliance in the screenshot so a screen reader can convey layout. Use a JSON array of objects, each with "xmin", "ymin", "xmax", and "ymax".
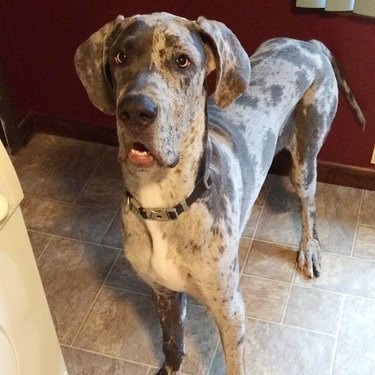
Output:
[{"xmin": 0, "ymin": 141, "xmax": 67, "ymax": 375}]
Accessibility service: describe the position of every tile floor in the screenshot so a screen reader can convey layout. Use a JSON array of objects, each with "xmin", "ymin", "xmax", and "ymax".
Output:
[{"xmin": 12, "ymin": 133, "xmax": 375, "ymax": 375}]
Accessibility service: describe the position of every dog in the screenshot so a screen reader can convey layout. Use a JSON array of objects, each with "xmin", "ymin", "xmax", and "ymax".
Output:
[{"xmin": 75, "ymin": 12, "xmax": 365, "ymax": 375}]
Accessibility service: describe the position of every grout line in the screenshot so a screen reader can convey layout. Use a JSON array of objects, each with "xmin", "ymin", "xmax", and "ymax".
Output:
[
  {"xmin": 206, "ymin": 338, "xmax": 220, "ymax": 375},
  {"xmin": 248, "ymin": 237, "xmax": 298, "ymax": 250},
  {"xmin": 241, "ymin": 273, "xmax": 292, "ymax": 287},
  {"xmin": 291, "ymin": 257, "xmax": 298, "ymax": 283},
  {"xmin": 104, "ymin": 284, "xmax": 152, "ymax": 298},
  {"xmin": 289, "ymin": 282, "xmax": 375, "ymax": 302},
  {"xmin": 25, "ymin": 192, "xmax": 119, "ymax": 213},
  {"xmin": 281, "ymin": 322, "xmax": 336, "ymax": 338},
  {"xmin": 357, "ymin": 223, "xmax": 375, "ymax": 229},
  {"xmin": 99, "ymin": 206, "xmax": 121, "ymax": 244},
  {"xmin": 73, "ymin": 147, "xmax": 108, "ymax": 204},
  {"xmin": 246, "ymin": 315, "xmax": 282, "ymax": 326},
  {"xmin": 247, "ymin": 316, "xmax": 335, "ymax": 338},
  {"xmin": 70, "ymin": 249, "xmax": 122, "ymax": 346},
  {"xmin": 350, "ymin": 189, "xmax": 365, "ymax": 257},
  {"xmin": 241, "ymin": 236, "xmax": 375, "ymax": 263},
  {"xmin": 250, "ymin": 204, "xmax": 265, "ymax": 239},
  {"xmin": 104, "ymin": 285, "xmax": 209, "ymax": 310},
  {"xmin": 239, "ymin": 239, "xmax": 253, "ymax": 275},
  {"xmin": 61, "ymin": 343, "xmax": 154, "ymax": 369},
  {"xmin": 329, "ymin": 295, "xmax": 346, "ymax": 375},
  {"xmin": 322, "ymin": 251, "xmax": 375, "ymax": 264},
  {"xmin": 243, "ymin": 272, "xmax": 375, "ymax": 302},
  {"xmin": 280, "ymin": 282, "xmax": 293, "ymax": 324},
  {"xmin": 26, "ymin": 229, "xmax": 123, "ymax": 251},
  {"xmin": 240, "ymin": 204, "xmax": 265, "ymax": 275},
  {"xmin": 35, "ymin": 235, "xmax": 55, "ymax": 265},
  {"xmin": 27, "ymin": 229, "xmax": 55, "ymax": 263}
]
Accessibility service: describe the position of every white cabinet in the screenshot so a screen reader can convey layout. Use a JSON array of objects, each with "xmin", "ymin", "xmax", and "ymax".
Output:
[{"xmin": 0, "ymin": 141, "xmax": 67, "ymax": 375}]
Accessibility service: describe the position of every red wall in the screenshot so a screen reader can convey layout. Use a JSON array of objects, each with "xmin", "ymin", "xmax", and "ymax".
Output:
[{"xmin": 1, "ymin": 0, "xmax": 374, "ymax": 168}]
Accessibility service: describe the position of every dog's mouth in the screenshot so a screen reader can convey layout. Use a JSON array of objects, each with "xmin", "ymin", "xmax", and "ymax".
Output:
[{"xmin": 127, "ymin": 142, "xmax": 156, "ymax": 168}]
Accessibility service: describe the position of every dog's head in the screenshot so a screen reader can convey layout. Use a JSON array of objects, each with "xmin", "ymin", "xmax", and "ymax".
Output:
[{"xmin": 75, "ymin": 13, "xmax": 250, "ymax": 172}]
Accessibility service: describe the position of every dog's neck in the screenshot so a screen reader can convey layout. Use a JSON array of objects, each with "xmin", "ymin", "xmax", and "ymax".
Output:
[{"xmin": 122, "ymin": 98, "xmax": 208, "ymax": 210}]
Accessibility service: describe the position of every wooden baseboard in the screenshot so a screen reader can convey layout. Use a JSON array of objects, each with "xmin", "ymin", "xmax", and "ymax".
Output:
[
  {"xmin": 32, "ymin": 113, "xmax": 119, "ymax": 146},
  {"xmin": 270, "ymin": 151, "xmax": 375, "ymax": 191},
  {"xmin": 24, "ymin": 114, "xmax": 375, "ymax": 191}
]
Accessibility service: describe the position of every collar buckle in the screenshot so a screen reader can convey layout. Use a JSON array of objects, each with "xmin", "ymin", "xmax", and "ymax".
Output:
[{"xmin": 146, "ymin": 208, "xmax": 179, "ymax": 221}]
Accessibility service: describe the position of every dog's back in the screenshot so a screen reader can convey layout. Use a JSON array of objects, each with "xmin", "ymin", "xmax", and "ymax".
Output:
[{"xmin": 207, "ymin": 38, "xmax": 339, "ymax": 231}]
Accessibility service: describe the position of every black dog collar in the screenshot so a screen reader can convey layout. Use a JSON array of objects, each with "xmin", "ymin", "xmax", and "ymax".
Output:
[{"xmin": 126, "ymin": 168, "xmax": 211, "ymax": 221}]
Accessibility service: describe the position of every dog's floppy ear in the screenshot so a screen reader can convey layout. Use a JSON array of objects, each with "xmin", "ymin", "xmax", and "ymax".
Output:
[
  {"xmin": 74, "ymin": 15, "xmax": 129, "ymax": 115},
  {"xmin": 196, "ymin": 17, "xmax": 251, "ymax": 108}
]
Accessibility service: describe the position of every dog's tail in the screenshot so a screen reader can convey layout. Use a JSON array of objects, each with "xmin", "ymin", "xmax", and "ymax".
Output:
[{"xmin": 310, "ymin": 39, "xmax": 366, "ymax": 130}]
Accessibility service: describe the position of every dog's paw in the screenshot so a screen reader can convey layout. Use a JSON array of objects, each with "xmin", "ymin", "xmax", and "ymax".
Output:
[
  {"xmin": 297, "ymin": 240, "xmax": 322, "ymax": 278},
  {"xmin": 155, "ymin": 366, "xmax": 178, "ymax": 375}
]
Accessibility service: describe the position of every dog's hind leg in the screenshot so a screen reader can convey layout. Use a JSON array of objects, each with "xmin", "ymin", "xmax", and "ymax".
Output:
[
  {"xmin": 290, "ymin": 144, "xmax": 322, "ymax": 279},
  {"xmin": 288, "ymin": 85, "xmax": 337, "ymax": 278},
  {"xmin": 153, "ymin": 290, "xmax": 187, "ymax": 375}
]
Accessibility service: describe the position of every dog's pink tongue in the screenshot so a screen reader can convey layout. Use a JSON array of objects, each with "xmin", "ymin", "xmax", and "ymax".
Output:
[{"xmin": 127, "ymin": 144, "xmax": 155, "ymax": 167}]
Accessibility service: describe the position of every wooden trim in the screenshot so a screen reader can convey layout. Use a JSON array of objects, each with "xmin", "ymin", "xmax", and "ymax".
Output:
[
  {"xmin": 316, "ymin": 162, "xmax": 375, "ymax": 191},
  {"xmin": 32, "ymin": 114, "xmax": 119, "ymax": 146},
  {"xmin": 270, "ymin": 151, "xmax": 375, "ymax": 191},
  {"xmin": 27, "ymin": 114, "xmax": 375, "ymax": 191}
]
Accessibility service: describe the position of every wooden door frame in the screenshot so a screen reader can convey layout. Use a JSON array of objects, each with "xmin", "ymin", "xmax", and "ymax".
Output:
[{"xmin": 0, "ymin": 62, "xmax": 33, "ymax": 153}]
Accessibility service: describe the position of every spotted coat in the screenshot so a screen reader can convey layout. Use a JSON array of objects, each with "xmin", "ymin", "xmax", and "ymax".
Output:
[{"xmin": 75, "ymin": 12, "xmax": 365, "ymax": 375}]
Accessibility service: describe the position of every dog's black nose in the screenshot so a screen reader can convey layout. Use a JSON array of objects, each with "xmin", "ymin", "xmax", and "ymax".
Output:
[{"xmin": 119, "ymin": 95, "xmax": 158, "ymax": 127}]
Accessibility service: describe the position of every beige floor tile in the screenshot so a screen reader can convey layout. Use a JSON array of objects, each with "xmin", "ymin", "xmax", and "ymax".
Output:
[
  {"xmin": 13, "ymin": 133, "xmax": 106, "ymax": 201},
  {"xmin": 254, "ymin": 177, "xmax": 362, "ymax": 256},
  {"xmin": 242, "ymin": 205, "xmax": 262, "ymax": 238},
  {"xmin": 106, "ymin": 254, "xmax": 152, "ymax": 295},
  {"xmin": 94, "ymin": 146, "xmax": 123, "ymax": 180},
  {"xmin": 74, "ymin": 287, "xmax": 163, "ymax": 366},
  {"xmin": 76, "ymin": 176, "xmax": 124, "ymax": 211},
  {"xmin": 181, "ymin": 304, "xmax": 219, "ymax": 374},
  {"xmin": 28, "ymin": 229, "xmax": 53, "ymax": 259},
  {"xmin": 14, "ymin": 135, "xmax": 374, "ymax": 373},
  {"xmin": 23, "ymin": 197, "xmax": 114, "ymax": 243},
  {"xmin": 254, "ymin": 174, "xmax": 273, "ymax": 206},
  {"xmin": 238, "ymin": 237, "xmax": 252, "ymax": 271},
  {"xmin": 101, "ymin": 211, "xmax": 123, "ymax": 249},
  {"xmin": 283, "ymin": 286, "xmax": 343, "ymax": 334},
  {"xmin": 210, "ymin": 318, "xmax": 335, "ymax": 375},
  {"xmin": 359, "ymin": 190, "xmax": 375, "ymax": 227},
  {"xmin": 353, "ymin": 225, "xmax": 375, "ymax": 260},
  {"xmin": 61, "ymin": 346, "xmax": 149, "ymax": 374},
  {"xmin": 37, "ymin": 238, "xmax": 119, "ymax": 344},
  {"xmin": 294, "ymin": 253, "xmax": 375, "ymax": 299},
  {"xmin": 240, "ymin": 275, "xmax": 290, "ymax": 322},
  {"xmin": 333, "ymin": 297, "xmax": 375, "ymax": 375},
  {"xmin": 315, "ymin": 183, "xmax": 362, "ymax": 255},
  {"xmin": 243, "ymin": 240, "xmax": 296, "ymax": 282},
  {"xmin": 254, "ymin": 176, "xmax": 301, "ymax": 246},
  {"xmin": 75, "ymin": 287, "xmax": 218, "ymax": 374}
]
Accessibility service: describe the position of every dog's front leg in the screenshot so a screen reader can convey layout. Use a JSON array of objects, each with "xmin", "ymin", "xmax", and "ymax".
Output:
[
  {"xmin": 202, "ymin": 280, "xmax": 247, "ymax": 375},
  {"xmin": 153, "ymin": 290, "xmax": 187, "ymax": 375}
]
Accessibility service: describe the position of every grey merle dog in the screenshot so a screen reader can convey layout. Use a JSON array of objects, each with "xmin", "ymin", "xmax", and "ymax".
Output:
[{"xmin": 75, "ymin": 12, "xmax": 365, "ymax": 375}]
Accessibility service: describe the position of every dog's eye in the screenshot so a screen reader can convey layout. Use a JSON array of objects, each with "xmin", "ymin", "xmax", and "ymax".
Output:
[
  {"xmin": 176, "ymin": 54, "xmax": 191, "ymax": 68},
  {"xmin": 114, "ymin": 51, "xmax": 127, "ymax": 65}
]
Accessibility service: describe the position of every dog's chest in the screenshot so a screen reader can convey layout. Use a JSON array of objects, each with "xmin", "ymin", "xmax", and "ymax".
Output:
[
  {"xmin": 139, "ymin": 185, "xmax": 187, "ymax": 292},
  {"xmin": 144, "ymin": 222, "xmax": 186, "ymax": 291}
]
